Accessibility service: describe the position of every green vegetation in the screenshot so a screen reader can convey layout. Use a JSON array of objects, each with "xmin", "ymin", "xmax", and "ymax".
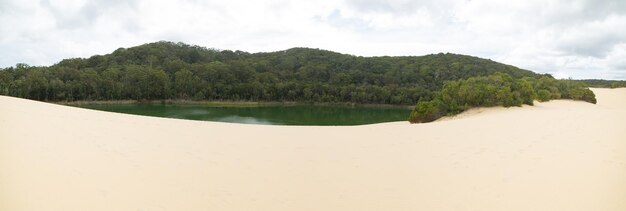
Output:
[
  {"xmin": 409, "ymin": 73, "xmax": 596, "ymax": 123},
  {"xmin": 0, "ymin": 41, "xmax": 537, "ymax": 105},
  {"xmin": 0, "ymin": 41, "xmax": 598, "ymax": 124},
  {"xmin": 577, "ymin": 79, "xmax": 626, "ymax": 88}
]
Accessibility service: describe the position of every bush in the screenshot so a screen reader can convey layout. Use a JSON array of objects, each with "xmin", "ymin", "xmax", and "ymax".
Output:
[
  {"xmin": 582, "ymin": 89, "xmax": 597, "ymax": 104},
  {"xmin": 537, "ymin": 89, "xmax": 551, "ymax": 102},
  {"xmin": 409, "ymin": 99, "xmax": 445, "ymax": 123},
  {"xmin": 572, "ymin": 87, "xmax": 596, "ymax": 104},
  {"xmin": 555, "ymin": 80, "xmax": 597, "ymax": 104}
]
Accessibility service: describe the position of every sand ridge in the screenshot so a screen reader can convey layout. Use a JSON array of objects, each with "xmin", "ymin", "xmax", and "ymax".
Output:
[{"xmin": 1, "ymin": 88, "xmax": 625, "ymax": 211}]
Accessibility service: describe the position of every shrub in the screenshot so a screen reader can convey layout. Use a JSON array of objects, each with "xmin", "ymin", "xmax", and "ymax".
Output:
[
  {"xmin": 537, "ymin": 89, "xmax": 551, "ymax": 102},
  {"xmin": 409, "ymin": 99, "xmax": 445, "ymax": 123}
]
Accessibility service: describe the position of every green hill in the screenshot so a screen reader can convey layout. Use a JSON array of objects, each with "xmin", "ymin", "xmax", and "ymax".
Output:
[
  {"xmin": 0, "ymin": 41, "xmax": 598, "ymax": 123},
  {"xmin": 0, "ymin": 41, "xmax": 540, "ymax": 104}
]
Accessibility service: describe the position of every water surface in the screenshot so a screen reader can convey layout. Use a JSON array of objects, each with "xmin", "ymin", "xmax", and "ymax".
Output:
[{"xmin": 78, "ymin": 104, "xmax": 411, "ymax": 125}]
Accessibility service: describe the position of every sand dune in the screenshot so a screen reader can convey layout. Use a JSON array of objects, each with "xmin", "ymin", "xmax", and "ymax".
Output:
[{"xmin": 1, "ymin": 88, "xmax": 625, "ymax": 211}]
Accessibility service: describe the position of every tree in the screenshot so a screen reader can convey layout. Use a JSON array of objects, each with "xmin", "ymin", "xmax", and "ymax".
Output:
[
  {"xmin": 409, "ymin": 99, "xmax": 445, "ymax": 123},
  {"xmin": 0, "ymin": 41, "xmax": 596, "ymax": 120},
  {"xmin": 101, "ymin": 67, "xmax": 123, "ymax": 100},
  {"xmin": 537, "ymin": 89, "xmax": 551, "ymax": 102},
  {"xmin": 174, "ymin": 69, "xmax": 195, "ymax": 98},
  {"xmin": 145, "ymin": 67, "xmax": 170, "ymax": 100},
  {"xmin": 24, "ymin": 69, "xmax": 49, "ymax": 101}
]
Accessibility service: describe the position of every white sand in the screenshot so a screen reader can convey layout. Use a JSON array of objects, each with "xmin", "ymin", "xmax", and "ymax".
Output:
[{"xmin": 1, "ymin": 88, "xmax": 625, "ymax": 211}]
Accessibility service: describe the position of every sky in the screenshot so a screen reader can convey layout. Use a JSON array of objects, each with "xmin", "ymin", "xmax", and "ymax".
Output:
[{"xmin": 1, "ymin": 0, "xmax": 626, "ymax": 80}]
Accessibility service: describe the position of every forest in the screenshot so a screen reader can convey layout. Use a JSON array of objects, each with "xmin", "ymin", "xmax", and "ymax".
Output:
[
  {"xmin": 0, "ymin": 41, "xmax": 597, "ymax": 123},
  {"xmin": 0, "ymin": 41, "xmax": 538, "ymax": 105}
]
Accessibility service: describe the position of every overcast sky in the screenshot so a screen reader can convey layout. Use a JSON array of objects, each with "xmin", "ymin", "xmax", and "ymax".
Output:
[{"xmin": 1, "ymin": 0, "xmax": 626, "ymax": 79}]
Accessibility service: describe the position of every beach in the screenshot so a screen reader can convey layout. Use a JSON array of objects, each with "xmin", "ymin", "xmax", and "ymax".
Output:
[{"xmin": 1, "ymin": 88, "xmax": 625, "ymax": 210}]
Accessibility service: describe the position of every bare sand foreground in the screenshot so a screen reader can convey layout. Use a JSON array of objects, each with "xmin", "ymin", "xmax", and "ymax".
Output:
[{"xmin": 1, "ymin": 88, "xmax": 625, "ymax": 211}]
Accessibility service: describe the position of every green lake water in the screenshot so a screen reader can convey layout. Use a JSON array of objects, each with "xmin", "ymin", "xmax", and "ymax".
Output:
[{"xmin": 77, "ymin": 104, "xmax": 411, "ymax": 126}]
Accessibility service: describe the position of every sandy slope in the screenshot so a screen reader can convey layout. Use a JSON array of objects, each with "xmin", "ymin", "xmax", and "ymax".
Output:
[{"xmin": 1, "ymin": 88, "xmax": 625, "ymax": 211}]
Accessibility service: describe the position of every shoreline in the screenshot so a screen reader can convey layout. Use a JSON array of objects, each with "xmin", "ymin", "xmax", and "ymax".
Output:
[{"xmin": 56, "ymin": 99, "xmax": 415, "ymax": 109}]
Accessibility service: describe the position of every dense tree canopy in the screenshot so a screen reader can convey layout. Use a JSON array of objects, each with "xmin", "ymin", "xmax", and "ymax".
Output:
[
  {"xmin": 0, "ymin": 41, "xmax": 538, "ymax": 105},
  {"xmin": 0, "ymin": 41, "xmax": 598, "ymax": 123}
]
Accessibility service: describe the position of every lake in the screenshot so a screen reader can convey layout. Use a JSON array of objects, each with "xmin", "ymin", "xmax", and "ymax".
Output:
[{"xmin": 77, "ymin": 104, "xmax": 411, "ymax": 126}]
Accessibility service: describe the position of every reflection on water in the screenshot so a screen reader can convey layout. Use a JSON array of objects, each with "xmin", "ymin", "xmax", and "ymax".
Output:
[
  {"xmin": 77, "ymin": 104, "xmax": 410, "ymax": 126},
  {"xmin": 216, "ymin": 116, "xmax": 274, "ymax": 125}
]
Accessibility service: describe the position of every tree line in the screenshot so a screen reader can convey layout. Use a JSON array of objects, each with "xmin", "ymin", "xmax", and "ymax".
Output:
[
  {"xmin": 577, "ymin": 79, "xmax": 626, "ymax": 88},
  {"xmin": 0, "ymin": 41, "xmax": 539, "ymax": 105},
  {"xmin": 0, "ymin": 41, "xmax": 600, "ymax": 124}
]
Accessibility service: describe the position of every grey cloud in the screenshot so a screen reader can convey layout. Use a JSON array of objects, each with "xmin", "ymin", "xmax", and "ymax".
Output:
[
  {"xmin": 345, "ymin": 0, "xmax": 455, "ymax": 16},
  {"xmin": 2, "ymin": 0, "xmax": 626, "ymax": 79},
  {"xmin": 0, "ymin": 1, "xmax": 7, "ymax": 12},
  {"xmin": 555, "ymin": 15, "xmax": 626, "ymax": 58},
  {"xmin": 458, "ymin": 0, "xmax": 626, "ymax": 76},
  {"xmin": 577, "ymin": 0, "xmax": 626, "ymax": 19},
  {"xmin": 345, "ymin": 0, "xmax": 421, "ymax": 14},
  {"xmin": 611, "ymin": 63, "xmax": 626, "ymax": 71},
  {"xmin": 606, "ymin": 46, "xmax": 626, "ymax": 71},
  {"xmin": 610, "ymin": 55, "xmax": 626, "ymax": 70},
  {"xmin": 40, "ymin": 0, "xmax": 138, "ymax": 29},
  {"xmin": 317, "ymin": 0, "xmax": 460, "ymax": 32},
  {"xmin": 558, "ymin": 34, "xmax": 625, "ymax": 58},
  {"xmin": 522, "ymin": 0, "xmax": 626, "ymax": 28},
  {"xmin": 343, "ymin": 0, "xmax": 461, "ymax": 26},
  {"xmin": 315, "ymin": 9, "xmax": 371, "ymax": 31}
]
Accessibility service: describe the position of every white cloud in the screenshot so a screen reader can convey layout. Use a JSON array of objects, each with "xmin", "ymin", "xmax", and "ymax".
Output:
[{"xmin": 0, "ymin": 0, "xmax": 625, "ymax": 79}]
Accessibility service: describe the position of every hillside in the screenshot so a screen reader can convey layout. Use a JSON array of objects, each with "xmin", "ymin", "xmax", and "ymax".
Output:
[
  {"xmin": 0, "ymin": 41, "xmax": 540, "ymax": 105},
  {"xmin": 577, "ymin": 79, "xmax": 626, "ymax": 88}
]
